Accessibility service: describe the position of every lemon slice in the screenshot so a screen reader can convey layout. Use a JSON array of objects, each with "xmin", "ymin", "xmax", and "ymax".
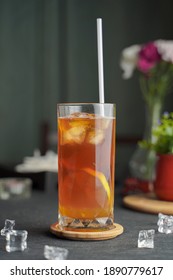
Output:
[{"xmin": 82, "ymin": 167, "xmax": 111, "ymax": 201}]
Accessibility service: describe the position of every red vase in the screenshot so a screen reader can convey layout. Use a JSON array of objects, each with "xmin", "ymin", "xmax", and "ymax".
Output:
[{"xmin": 154, "ymin": 154, "xmax": 173, "ymax": 201}]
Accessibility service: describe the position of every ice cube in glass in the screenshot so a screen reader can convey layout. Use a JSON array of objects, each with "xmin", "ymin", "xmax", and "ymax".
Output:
[
  {"xmin": 62, "ymin": 127, "xmax": 86, "ymax": 144},
  {"xmin": 87, "ymin": 129, "xmax": 104, "ymax": 144}
]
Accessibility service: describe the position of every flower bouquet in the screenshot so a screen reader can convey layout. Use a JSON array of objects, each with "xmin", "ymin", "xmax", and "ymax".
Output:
[{"xmin": 120, "ymin": 40, "xmax": 173, "ymax": 185}]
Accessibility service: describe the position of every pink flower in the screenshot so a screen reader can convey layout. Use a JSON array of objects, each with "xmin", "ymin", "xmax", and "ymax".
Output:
[{"xmin": 137, "ymin": 42, "xmax": 161, "ymax": 73}]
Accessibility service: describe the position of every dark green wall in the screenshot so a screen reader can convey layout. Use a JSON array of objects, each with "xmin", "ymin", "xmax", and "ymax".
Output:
[{"xmin": 0, "ymin": 0, "xmax": 173, "ymax": 179}]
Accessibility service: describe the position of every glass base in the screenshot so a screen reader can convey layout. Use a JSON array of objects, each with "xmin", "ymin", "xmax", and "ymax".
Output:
[{"xmin": 58, "ymin": 214, "xmax": 114, "ymax": 231}]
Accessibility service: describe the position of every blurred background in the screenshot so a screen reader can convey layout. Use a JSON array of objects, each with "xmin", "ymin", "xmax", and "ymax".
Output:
[{"xmin": 0, "ymin": 0, "xmax": 173, "ymax": 182}]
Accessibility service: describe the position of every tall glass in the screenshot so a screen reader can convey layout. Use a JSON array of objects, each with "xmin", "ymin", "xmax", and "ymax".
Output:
[{"xmin": 57, "ymin": 103, "xmax": 116, "ymax": 231}]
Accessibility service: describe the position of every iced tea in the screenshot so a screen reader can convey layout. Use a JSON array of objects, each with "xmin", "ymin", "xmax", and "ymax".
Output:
[{"xmin": 58, "ymin": 107, "xmax": 115, "ymax": 230}]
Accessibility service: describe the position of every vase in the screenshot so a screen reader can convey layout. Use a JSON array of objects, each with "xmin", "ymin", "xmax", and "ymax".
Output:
[
  {"xmin": 154, "ymin": 154, "xmax": 173, "ymax": 201},
  {"xmin": 129, "ymin": 98, "xmax": 162, "ymax": 190}
]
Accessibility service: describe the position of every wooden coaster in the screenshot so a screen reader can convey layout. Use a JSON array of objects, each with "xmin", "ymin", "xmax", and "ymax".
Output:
[
  {"xmin": 123, "ymin": 193, "xmax": 173, "ymax": 214},
  {"xmin": 50, "ymin": 222, "xmax": 123, "ymax": 241}
]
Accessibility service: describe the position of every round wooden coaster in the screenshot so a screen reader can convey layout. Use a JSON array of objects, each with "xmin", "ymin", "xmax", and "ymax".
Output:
[
  {"xmin": 123, "ymin": 193, "xmax": 173, "ymax": 214},
  {"xmin": 50, "ymin": 222, "xmax": 123, "ymax": 241}
]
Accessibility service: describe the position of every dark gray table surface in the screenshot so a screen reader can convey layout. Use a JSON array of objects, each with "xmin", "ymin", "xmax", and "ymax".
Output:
[{"xmin": 0, "ymin": 185, "xmax": 173, "ymax": 260}]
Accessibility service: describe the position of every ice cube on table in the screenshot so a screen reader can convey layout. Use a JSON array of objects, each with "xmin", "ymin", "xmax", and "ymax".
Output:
[
  {"xmin": 138, "ymin": 229, "xmax": 155, "ymax": 248},
  {"xmin": 157, "ymin": 213, "xmax": 173, "ymax": 234},
  {"xmin": 1, "ymin": 219, "xmax": 15, "ymax": 236},
  {"xmin": 6, "ymin": 230, "xmax": 28, "ymax": 252},
  {"xmin": 62, "ymin": 127, "xmax": 86, "ymax": 144},
  {"xmin": 44, "ymin": 245, "xmax": 69, "ymax": 260}
]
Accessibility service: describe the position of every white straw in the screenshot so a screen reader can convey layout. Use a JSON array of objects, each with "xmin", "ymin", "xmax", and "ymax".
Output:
[{"xmin": 97, "ymin": 18, "xmax": 105, "ymax": 104}]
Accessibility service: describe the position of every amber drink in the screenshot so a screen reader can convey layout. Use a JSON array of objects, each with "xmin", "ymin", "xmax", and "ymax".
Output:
[{"xmin": 57, "ymin": 104, "xmax": 116, "ymax": 230}]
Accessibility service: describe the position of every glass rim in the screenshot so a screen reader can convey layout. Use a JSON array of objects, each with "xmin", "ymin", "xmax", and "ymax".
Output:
[{"xmin": 57, "ymin": 102, "xmax": 116, "ymax": 106}]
